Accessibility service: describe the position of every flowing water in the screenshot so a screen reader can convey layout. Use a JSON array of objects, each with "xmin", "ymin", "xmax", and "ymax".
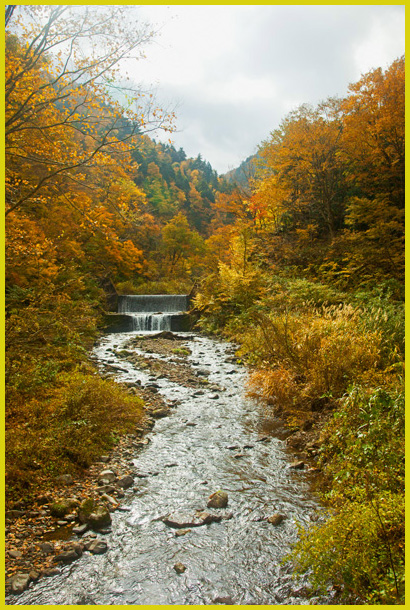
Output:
[
  {"xmin": 9, "ymin": 327, "xmax": 331, "ymax": 605},
  {"xmin": 117, "ymin": 295, "xmax": 190, "ymax": 332}
]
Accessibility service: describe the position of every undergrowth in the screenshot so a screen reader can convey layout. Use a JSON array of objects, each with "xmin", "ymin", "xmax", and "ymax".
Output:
[
  {"xmin": 6, "ymin": 367, "xmax": 144, "ymax": 507},
  {"xmin": 194, "ymin": 266, "xmax": 405, "ymax": 604}
]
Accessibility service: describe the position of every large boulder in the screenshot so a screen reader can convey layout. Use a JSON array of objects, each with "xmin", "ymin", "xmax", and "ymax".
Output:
[{"xmin": 88, "ymin": 505, "xmax": 112, "ymax": 530}]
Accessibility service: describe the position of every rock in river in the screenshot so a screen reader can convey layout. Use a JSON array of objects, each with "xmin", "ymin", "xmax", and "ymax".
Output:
[
  {"xmin": 267, "ymin": 513, "xmax": 285, "ymax": 526},
  {"xmin": 117, "ymin": 474, "xmax": 134, "ymax": 489},
  {"xmin": 289, "ymin": 460, "xmax": 305, "ymax": 470},
  {"xmin": 162, "ymin": 511, "xmax": 222, "ymax": 528},
  {"xmin": 84, "ymin": 539, "xmax": 108, "ymax": 555},
  {"xmin": 53, "ymin": 546, "xmax": 82, "ymax": 564},
  {"xmin": 174, "ymin": 562, "xmax": 187, "ymax": 574},
  {"xmin": 151, "ymin": 408, "xmax": 169, "ymax": 419},
  {"xmin": 78, "ymin": 500, "xmax": 112, "ymax": 530},
  {"xmin": 207, "ymin": 490, "xmax": 229, "ymax": 508}
]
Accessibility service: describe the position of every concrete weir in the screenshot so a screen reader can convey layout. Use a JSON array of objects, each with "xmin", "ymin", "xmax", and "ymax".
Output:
[{"xmin": 104, "ymin": 294, "xmax": 192, "ymax": 333}]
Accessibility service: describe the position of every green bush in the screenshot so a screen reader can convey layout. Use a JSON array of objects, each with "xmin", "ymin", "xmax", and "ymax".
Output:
[
  {"xmin": 286, "ymin": 386, "xmax": 405, "ymax": 604},
  {"xmin": 288, "ymin": 493, "xmax": 404, "ymax": 604},
  {"xmin": 320, "ymin": 387, "xmax": 404, "ymax": 502}
]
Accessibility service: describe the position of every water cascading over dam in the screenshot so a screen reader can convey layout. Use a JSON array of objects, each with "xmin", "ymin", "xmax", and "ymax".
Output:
[{"xmin": 116, "ymin": 294, "xmax": 191, "ymax": 332}]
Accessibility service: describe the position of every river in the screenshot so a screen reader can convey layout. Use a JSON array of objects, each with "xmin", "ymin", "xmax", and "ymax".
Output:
[{"xmin": 9, "ymin": 330, "xmax": 331, "ymax": 605}]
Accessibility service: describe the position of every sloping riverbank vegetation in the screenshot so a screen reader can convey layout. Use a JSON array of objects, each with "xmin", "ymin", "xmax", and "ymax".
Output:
[
  {"xmin": 5, "ymin": 5, "xmax": 404, "ymax": 604},
  {"xmin": 193, "ymin": 56, "xmax": 405, "ymax": 604}
]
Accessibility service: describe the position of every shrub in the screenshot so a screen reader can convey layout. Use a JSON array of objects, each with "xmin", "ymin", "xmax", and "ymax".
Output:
[
  {"xmin": 5, "ymin": 370, "xmax": 144, "ymax": 505},
  {"xmin": 320, "ymin": 387, "xmax": 405, "ymax": 502},
  {"xmin": 286, "ymin": 385, "xmax": 405, "ymax": 604},
  {"xmin": 288, "ymin": 493, "xmax": 404, "ymax": 604}
]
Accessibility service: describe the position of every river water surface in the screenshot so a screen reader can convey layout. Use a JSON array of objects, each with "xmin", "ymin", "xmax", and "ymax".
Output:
[{"xmin": 10, "ymin": 331, "xmax": 330, "ymax": 605}]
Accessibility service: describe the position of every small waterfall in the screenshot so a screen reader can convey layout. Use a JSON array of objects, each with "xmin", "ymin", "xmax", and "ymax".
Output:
[
  {"xmin": 117, "ymin": 294, "xmax": 190, "ymax": 332},
  {"xmin": 130, "ymin": 313, "xmax": 173, "ymax": 331}
]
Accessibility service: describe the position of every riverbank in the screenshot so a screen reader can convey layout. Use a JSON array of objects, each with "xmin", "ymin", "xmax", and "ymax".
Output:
[
  {"xmin": 6, "ymin": 330, "xmax": 328, "ymax": 599},
  {"xmin": 5, "ymin": 332, "xmax": 195, "ymax": 593}
]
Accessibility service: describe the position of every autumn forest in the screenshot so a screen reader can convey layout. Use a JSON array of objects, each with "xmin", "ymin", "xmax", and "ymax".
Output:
[{"xmin": 5, "ymin": 6, "xmax": 404, "ymax": 604}]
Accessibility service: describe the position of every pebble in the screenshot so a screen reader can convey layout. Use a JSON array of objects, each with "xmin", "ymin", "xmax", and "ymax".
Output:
[
  {"xmin": 174, "ymin": 562, "xmax": 187, "ymax": 574},
  {"xmin": 9, "ymin": 550, "xmax": 23, "ymax": 559},
  {"xmin": 175, "ymin": 528, "xmax": 191, "ymax": 537}
]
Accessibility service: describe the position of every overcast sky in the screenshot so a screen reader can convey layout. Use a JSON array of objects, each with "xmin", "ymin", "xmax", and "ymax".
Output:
[{"xmin": 125, "ymin": 4, "xmax": 404, "ymax": 174}]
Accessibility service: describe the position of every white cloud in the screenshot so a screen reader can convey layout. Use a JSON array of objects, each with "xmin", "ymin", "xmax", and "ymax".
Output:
[
  {"xmin": 353, "ymin": 9, "xmax": 405, "ymax": 75},
  {"xmin": 128, "ymin": 5, "xmax": 405, "ymax": 174}
]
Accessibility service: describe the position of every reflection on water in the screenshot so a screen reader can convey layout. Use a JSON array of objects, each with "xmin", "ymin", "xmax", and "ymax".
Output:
[{"xmin": 8, "ymin": 332, "xmax": 331, "ymax": 605}]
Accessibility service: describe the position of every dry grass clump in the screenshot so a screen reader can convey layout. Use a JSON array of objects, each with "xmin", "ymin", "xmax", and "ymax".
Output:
[{"xmin": 244, "ymin": 304, "xmax": 385, "ymax": 422}]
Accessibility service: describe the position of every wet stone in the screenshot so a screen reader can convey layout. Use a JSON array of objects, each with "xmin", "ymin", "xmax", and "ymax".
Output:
[
  {"xmin": 117, "ymin": 474, "xmax": 134, "ymax": 489},
  {"xmin": 85, "ymin": 539, "xmax": 108, "ymax": 554},
  {"xmin": 213, "ymin": 596, "xmax": 235, "ymax": 605},
  {"xmin": 43, "ymin": 567, "xmax": 60, "ymax": 577},
  {"xmin": 151, "ymin": 408, "xmax": 169, "ymax": 418},
  {"xmin": 163, "ymin": 512, "xmax": 222, "ymax": 528},
  {"xmin": 207, "ymin": 490, "xmax": 229, "ymax": 508},
  {"xmin": 175, "ymin": 528, "xmax": 191, "ymax": 537},
  {"xmin": 267, "ymin": 513, "xmax": 285, "ymax": 526},
  {"xmin": 29, "ymin": 570, "xmax": 40, "ymax": 582},
  {"xmin": 289, "ymin": 460, "xmax": 305, "ymax": 470},
  {"xmin": 73, "ymin": 524, "xmax": 88, "ymax": 536},
  {"xmin": 10, "ymin": 572, "xmax": 31, "ymax": 595},
  {"xmin": 101, "ymin": 493, "xmax": 117, "ymax": 506},
  {"xmin": 53, "ymin": 548, "xmax": 82, "ymax": 564}
]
